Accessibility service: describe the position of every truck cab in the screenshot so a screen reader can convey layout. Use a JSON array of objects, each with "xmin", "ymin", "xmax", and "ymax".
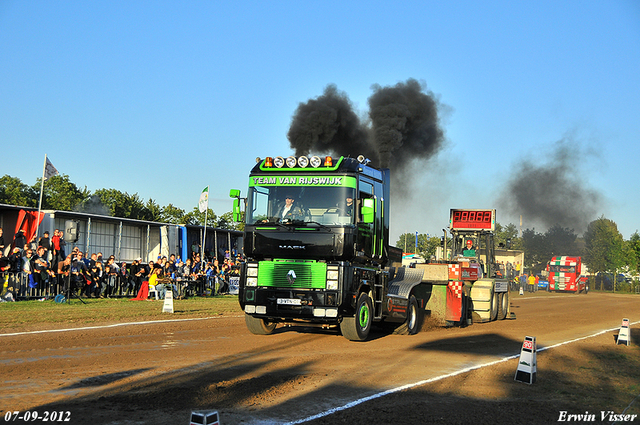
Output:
[{"xmin": 231, "ymin": 154, "xmax": 410, "ymax": 341}]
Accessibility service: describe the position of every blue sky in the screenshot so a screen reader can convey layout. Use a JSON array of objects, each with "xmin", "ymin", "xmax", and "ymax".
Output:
[{"xmin": 1, "ymin": 1, "xmax": 639, "ymax": 243}]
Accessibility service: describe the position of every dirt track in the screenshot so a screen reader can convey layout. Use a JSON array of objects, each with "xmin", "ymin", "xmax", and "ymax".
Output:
[{"xmin": 1, "ymin": 291, "xmax": 639, "ymax": 424}]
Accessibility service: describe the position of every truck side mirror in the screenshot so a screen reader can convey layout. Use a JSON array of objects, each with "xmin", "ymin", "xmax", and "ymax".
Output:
[
  {"xmin": 229, "ymin": 189, "xmax": 242, "ymax": 222},
  {"xmin": 361, "ymin": 199, "xmax": 374, "ymax": 223},
  {"xmin": 232, "ymin": 198, "xmax": 241, "ymax": 222}
]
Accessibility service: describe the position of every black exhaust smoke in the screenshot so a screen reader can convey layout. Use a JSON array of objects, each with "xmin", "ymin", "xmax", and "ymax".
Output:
[
  {"xmin": 287, "ymin": 79, "xmax": 445, "ymax": 174},
  {"xmin": 499, "ymin": 137, "xmax": 602, "ymax": 233}
]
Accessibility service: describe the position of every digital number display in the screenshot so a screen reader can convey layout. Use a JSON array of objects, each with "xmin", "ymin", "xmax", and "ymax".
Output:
[{"xmin": 449, "ymin": 209, "xmax": 495, "ymax": 231}]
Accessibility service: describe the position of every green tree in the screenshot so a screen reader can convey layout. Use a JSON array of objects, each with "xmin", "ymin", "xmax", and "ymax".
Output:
[
  {"xmin": 161, "ymin": 204, "xmax": 187, "ymax": 224},
  {"xmin": 544, "ymin": 224, "xmax": 579, "ymax": 257},
  {"xmin": 184, "ymin": 207, "xmax": 218, "ymax": 228},
  {"xmin": 91, "ymin": 189, "xmax": 149, "ymax": 219},
  {"xmin": 495, "ymin": 222, "xmax": 521, "ymax": 249},
  {"xmin": 521, "ymin": 228, "xmax": 547, "ymax": 270},
  {"xmin": 628, "ymin": 232, "xmax": 640, "ymax": 274},
  {"xmin": 35, "ymin": 174, "xmax": 89, "ymax": 210},
  {"xmin": 216, "ymin": 211, "xmax": 244, "ymax": 231},
  {"xmin": 583, "ymin": 216, "xmax": 625, "ymax": 274},
  {"xmin": 144, "ymin": 199, "xmax": 162, "ymax": 222},
  {"xmin": 395, "ymin": 232, "xmax": 441, "ymax": 259},
  {"xmin": 0, "ymin": 175, "xmax": 36, "ymax": 207}
]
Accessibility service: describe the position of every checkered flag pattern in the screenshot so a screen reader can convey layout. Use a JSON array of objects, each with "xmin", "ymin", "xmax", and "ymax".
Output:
[{"xmin": 448, "ymin": 281, "xmax": 463, "ymax": 299}]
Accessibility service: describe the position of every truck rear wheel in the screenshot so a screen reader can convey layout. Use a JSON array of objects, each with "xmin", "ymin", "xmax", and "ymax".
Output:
[
  {"xmin": 394, "ymin": 295, "xmax": 421, "ymax": 335},
  {"xmin": 245, "ymin": 314, "xmax": 277, "ymax": 335},
  {"xmin": 340, "ymin": 292, "xmax": 372, "ymax": 341}
]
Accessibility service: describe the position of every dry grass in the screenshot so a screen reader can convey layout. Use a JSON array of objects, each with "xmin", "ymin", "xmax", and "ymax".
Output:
[{"xmin": 0, "ymin": 295, "xmax": 242, "ymax": 333}]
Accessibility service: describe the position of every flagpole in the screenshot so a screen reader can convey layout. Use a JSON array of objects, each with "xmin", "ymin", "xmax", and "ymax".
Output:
[
  {"xmin": 35, "ymin": 154, "xmax": 47, "ymax": 238},
  {"xmin": 202, "ymin": 185, "xmax": 209, "ymax": 270}
]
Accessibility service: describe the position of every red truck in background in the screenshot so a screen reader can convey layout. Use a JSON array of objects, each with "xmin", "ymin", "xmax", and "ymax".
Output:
[{"xmin": 547, "ymin": 256, "xmax": 589, "ymax": 294}]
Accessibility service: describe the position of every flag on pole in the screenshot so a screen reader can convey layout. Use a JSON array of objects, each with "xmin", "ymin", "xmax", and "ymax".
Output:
[
  {"xmin": 44, "ymin": 157, "xmax": 59, "ymax": 180},
  {"xmin": 198, "ymin": 186, "xmax": 209, "ymax": 213}
]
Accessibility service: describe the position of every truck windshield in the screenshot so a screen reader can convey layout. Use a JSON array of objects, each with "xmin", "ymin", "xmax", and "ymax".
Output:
[
  {"xmin": 549, "ymin": 265, "xmax": 576, "ymax": 273},
  {"xmin": 247, "ymin": 185, "xmax": 356, "ymax": 226}
]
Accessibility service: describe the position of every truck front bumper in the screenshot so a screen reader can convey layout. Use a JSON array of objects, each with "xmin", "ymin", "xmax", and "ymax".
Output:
[{"xmin": 243, "ymin": 287, "xmax": 341, "ymax": 320}]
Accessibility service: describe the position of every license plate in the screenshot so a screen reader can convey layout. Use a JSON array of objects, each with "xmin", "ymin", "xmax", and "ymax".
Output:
[{"xmin": 277, "ymin": 298, "xmax": 301, "ymax": 305}]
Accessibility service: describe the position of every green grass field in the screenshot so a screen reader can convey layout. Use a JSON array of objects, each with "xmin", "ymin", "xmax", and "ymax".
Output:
[{"xmin": 0, "ymin": 295, "xmax": 242, "ymax": 333}]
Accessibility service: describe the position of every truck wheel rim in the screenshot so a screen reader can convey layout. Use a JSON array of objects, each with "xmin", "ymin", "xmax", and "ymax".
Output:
[{"xmin": 359, "ymin": 305, "xmax": 369, "ymax": 328}]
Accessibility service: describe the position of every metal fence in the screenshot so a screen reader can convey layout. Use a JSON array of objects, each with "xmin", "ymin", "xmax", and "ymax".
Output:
[{"xmin": 0, "ymin": 272, "xmax": 234, "ymax": 301}]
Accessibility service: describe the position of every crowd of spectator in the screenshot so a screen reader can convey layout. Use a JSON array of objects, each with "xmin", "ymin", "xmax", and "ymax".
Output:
[{"xmin": 0, "ymin": 226, "xmax": 242, "ymax": 301}]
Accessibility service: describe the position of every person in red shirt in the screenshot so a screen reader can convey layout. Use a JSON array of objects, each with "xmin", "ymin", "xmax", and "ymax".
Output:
[{"xmin": 51, "ymin": 229, "xmax": 62, "ymax": 268}]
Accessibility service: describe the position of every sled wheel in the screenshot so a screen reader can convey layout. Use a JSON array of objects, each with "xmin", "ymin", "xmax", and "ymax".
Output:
[
  {"xmin": 245, "ymin": 314, "xmax": 277, "ymax": 335},
  {"xmin": 341, "ymin": 292, "xmax": 372, "ymax": 341},
  {"xmin": 497, "ymin": 291, "xmax": 509, "ymax": 320},
  {"xmin": 490, "ymin": 289, "xmax": 499, "ymax": 321}
]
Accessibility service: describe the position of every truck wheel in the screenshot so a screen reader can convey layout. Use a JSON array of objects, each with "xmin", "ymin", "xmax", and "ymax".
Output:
[
  {"xmin": 490, "ymin": 289, "xmax": 498, "ymax": 321},
  {"xmin": 340, "ymin": 292, "xmax": 372, "ymax": 341},
  {"xmin": 245, "ymin": 314, "xmax": 277, "ymax": 335},
  {"xmin": 584, "ymin": 283, "xmax": 589, "ymax": 294},
  {"xmin": 497, "ymin": 292, "xmax": 508, "ymax": 320},
  {"xmin": 394, "ymin": 295, "xmax": 421, "ymax": 335}
]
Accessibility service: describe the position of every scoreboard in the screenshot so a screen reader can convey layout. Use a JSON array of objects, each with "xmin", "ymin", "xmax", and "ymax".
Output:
[{"xmin": 449, "ymin": 209, "xmax": 496, "ymax": 231}]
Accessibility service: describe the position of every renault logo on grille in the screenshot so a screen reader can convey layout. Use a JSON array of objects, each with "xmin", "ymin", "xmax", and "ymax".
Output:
[{"xmin": 287, "ymin": 270, "xmax": 297, "ymax": 285}]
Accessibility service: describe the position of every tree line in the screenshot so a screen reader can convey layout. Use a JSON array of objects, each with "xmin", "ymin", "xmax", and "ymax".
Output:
[
  {"xmin": 0, "ymin": 174, "xmax": 242, "ymax": 230},
  {"xmin": 396, "ymin": 218, "xmax": 640, "ymax": 278}
]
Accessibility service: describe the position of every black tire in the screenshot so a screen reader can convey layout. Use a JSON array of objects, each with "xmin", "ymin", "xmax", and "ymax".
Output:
[
  {"xmin": 490, "ymin": 289, "xmax": 498, "ymax": 321},
  {"xmin": 340, "ymin": 292, "xmax": 372, "ymax": 341},
  {"xmin": 585, "ymin": 283, "xmax": 589, "ymax": 294},
  {"xmin": 394, "ymin": 295, "xmax": 421, "ymax": 335},
  {"xmin": 497, "ymin": 292, "xmax": 508, "ymax": 320},
  {"xmin": 245, "ymin": 314, "xmax": 277, "ymax": 335}
]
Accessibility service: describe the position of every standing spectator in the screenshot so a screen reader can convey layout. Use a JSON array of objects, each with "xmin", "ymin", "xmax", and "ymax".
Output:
[
  {"xmin": 28, "ymin": 235, "xmax": 38, "ymax": 253},
  {"xmin": 38, "ymin": 231, "xmax": 52, "ymax": 261},
  {"xmin": 58, "ymin": 231, "xmax": 66, "ymax": 259},
  {"xmin": 51, "ymin": 229, "xmax": 62, "ymax": 267},
  {"xmin": 33, "ymin": 246, "xmax": 54, "ymax": 293},
  {"xmin": 0, "ymin": 227, "xmax": 5, "ymax": 256},
  {"xmin": 85, "ymin": 262, "xmax": 100, "ymax": 298},
  {"xmin": 71, "ymin": 252, "xmax": 88, "ymax": 297},
  {"xmin": 519, "ymin": 273, "xmax": 528, "ymax": 294},
  {"xmin": 13, "ymin": 230, "xmax": 27, "ymax": 254},
  {"xmin": 118, "ymin": 261, "xmax": 131, "ymax": 295},
  {"xmin": 9, "ymin": 247, "xmax": 22, "ymax": 274},
  {"xmin": 21, "ymin": 248, "xmax": 34, "ymax": 296},
  {"xmin": 527, "ymin": 273, "xmax": 536, "ymax": 293},
  {"xmin": 56, "ymin": 255, "xmax": 72, "ymax": 295}
]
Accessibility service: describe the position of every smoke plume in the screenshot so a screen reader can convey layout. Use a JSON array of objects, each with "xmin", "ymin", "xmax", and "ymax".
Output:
[
  {"xmin": 287, "ymin": 85, "xmax": 376, "ymax": 162},
  {"xmin": 499, "ymin": 137, "xmax": 602, "ymax": 234},
  {"xmin": 287, "ymin": 79, "xmax": 445, "ymax": 173}
]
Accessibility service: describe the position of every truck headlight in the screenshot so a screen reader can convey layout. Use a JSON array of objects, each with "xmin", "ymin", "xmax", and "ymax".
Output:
[
  {"xmin": 327, "ymin": 280, "xmax": 338, "ymax": 290},
  {"xmin": 247, "ymin": 266, "xmax": 258, "ymax": 277},
  {"xmin": 327, "ymin": 270, "xmax": 339, "ymax": 280},
  {"xmin": 246, "ymin": 277, "xmax": 258, "ymax": 287}
]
